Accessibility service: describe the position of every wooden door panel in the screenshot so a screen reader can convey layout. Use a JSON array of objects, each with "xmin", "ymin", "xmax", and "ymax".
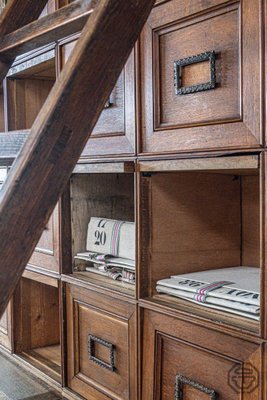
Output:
[
  {"xmin": 141, "ymin": 308, "xmax": 262, "ymax": 400},
  {"xmin": 66, "ymin": 284, "xmax": 137, "ymax": 400},
  {"xmin": 140, "ymin": 0, "xmax": 263, "ymax": 154},
  {"xmin": 59, "ymin": 37, "xmax": 136, "ymax": 158},
  {"xmin": 29, "ymin": 205, "xmax": 60, "ymax": 273}
]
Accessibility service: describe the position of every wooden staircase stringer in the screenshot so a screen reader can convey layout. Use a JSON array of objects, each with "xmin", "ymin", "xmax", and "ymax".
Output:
[{"xmin": 0, "ymin": 0, "xmax": 155, "ymax": 318}]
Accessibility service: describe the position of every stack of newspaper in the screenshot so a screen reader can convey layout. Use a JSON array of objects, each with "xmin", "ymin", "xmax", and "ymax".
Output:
[
  {"xmin": 75, "ymin": 217, "xmax": 135, "ymax": 284},
  {"xmin": 156, "ymin": 267, "xmax": 260, "ymax": 320}
]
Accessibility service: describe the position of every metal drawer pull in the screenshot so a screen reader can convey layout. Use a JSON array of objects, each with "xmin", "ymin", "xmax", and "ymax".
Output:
[
  {"xmin": 88, "ymin": 334, "xmax": 116, "ymax": 372},
  {"xmin": 174, "ymin": 51, "xmax": 216, "ymax": 95},
  {"xmin": 175, "ymin": 374, "xmax": 218, "ymax": 399}
]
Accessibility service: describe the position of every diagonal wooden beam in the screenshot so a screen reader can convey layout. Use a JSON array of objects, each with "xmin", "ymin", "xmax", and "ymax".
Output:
[
  {"xmin": 0, "ymin": 0, "xmax": 96, "ymax": 61},
  {"xmin": 0, "ymin": 0, "xmax": 49, "ymax": 82},
  {"xmin": 0, "ymin": 0, "xmax": 155, "ymax": 318},
  {"xmin": 0, "ymin": 0, "xmax": 48, "ymax": 36}
]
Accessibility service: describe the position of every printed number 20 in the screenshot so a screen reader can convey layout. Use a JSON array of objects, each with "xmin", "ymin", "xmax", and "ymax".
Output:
[{"xmin": 95, "ymin": 230, "xmax": 106, "ymax": 246}]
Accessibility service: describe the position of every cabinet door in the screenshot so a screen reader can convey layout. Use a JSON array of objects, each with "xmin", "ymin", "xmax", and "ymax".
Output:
[
  {"xmin": 59, "ymin": 37, "xmax": 136, "ymax": 158},
  {"xmin": 66, "ymin": 284, "xmax": 136, "ymax": 400},
  {"xmin": 0, "ymin": 302, "xmax": 12, "ymax": 351},
  {"xmin": 142, "ymin": 308, "xmax": 262, "ymax": 400},
  {"xmin": 29, "ymin": 205, "xmax": 60, "ymax": 273},
  {"xmin": 140, "ymin": 0, "xmax": 263, "ymax": 154}
]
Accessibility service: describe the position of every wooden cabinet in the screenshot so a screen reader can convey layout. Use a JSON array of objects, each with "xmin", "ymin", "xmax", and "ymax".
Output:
[
  {"xmin": 1, "ymin": 1, "xmax": 267, "ymax": 398},
  {"xmin": 141, "ymin": 308, "xmax": 262, "ymax": 399},
  {"xmin": 29, "ymin": 205, "xmax": 60, "ymax": 273},
  {"xmin": 138, "ymin": 155, "xmax": 261, "ymax": 333},
  {"xmin": 66, "ymin": 284, "xmax": 137, "ymax": 400},
  {"xmin": 5, "ymin": 49, "xmax": 56, "ymax": 131},
  {"xmin": 0, "ymin": 302, "xmax": 12, "ymax": 351},
  {"xmin": 13, "ymin": 273, "xmax": 61, "ymax": 382},
  {"xmin": 140, "ymin": 0, "xmax": 263, "ymax": 154},
  {"xmin": 59, "ymin": 37, "xmax": 136, "ymax": 158},
  {"xmin": 66, "ymin": 163, "xmax": 136, "ymax": 296}
]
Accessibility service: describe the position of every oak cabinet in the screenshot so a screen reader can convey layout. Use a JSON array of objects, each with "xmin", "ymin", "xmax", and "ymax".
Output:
[
  {"xmin": 13, "ymin": 274, "xmax": 61, "ymax": 382},
  {"xmin": 0, "ymin": 302, "xmax": 12, "ymax": 351},
  {"xmin": 66, "ymin": 284, "xmax": 137, "ymax": 400},
  {"xmin": 66, "ymin": 163, "xmax": 136, "ymax": 296},
  {"xmin": 141, "ymin": 308, "xmax": 262, "ymax": 400},
  {"xmin": 140, "ymin": 0, "xmax": 263, "ymax": 154},
  {"xmin": 1, "ymin": 0, "xmax": 267, "ymax": 398},
  {"xmin": 59, "ymin": 37, "xmax": 136, "ymax": 158},
  {"xmin": 138, "ymin": 155, "xmax": 261, "ymax": 333},
  {"xmin": 28, "ymin": 205, "xmax": 60, "ymax": 273}
]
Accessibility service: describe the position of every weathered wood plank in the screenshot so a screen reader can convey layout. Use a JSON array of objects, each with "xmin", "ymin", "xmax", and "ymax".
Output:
[
  {"xmin": 0, "ymin": 0, "xmax": 96, "ymax": 60},
  {"xmin": 0, "ymin": 0, "xmax": 48, "ymax": 36},
  {"xmin": 0, "ymin": 0, "xmax": 155, "ymax": 317},
  {"xmin": 0, "ymin": 0, "xmax": 49, "ymax": 82}
]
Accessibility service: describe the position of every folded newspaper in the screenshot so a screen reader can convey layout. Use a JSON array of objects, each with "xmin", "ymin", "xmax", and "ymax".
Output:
[
  {"xmin": 75, "ymin": 218, "xmax": 135, "ymax": 284},
  {"xmin": 156, "ymin": 267, "xmax": 260, "ymax": 320}
]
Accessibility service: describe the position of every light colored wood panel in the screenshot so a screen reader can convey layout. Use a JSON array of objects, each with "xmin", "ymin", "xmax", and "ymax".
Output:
[
  {"xmin": 14, "ymin": 278, "xmax": 60, "ymax": 353},
  {"xmin": 22, "ymin": 270, "xmax": 59, "ymax": 288},
  {"xmin": 138, "ymin": 155, "xmax": 259, "ymax": 173},
  {"xmin": 29, "ymin": 205, "xmax": 60, "ymax": 273},
  {"xmin": 0, "ymin": 301, "xmax": 12, "ymax": 351},
  {"xmin": 73, "ymin": 161, "xmax": 134, "ymax": 174},
  {"xmin": 242, "ymin": 176, "xmax": 260, "ymax": 267},
  {"xmin": 148, "ymin": 172, "xmax": 241, "ymax": 292},
  {"xmin": 7, "ymin": 78, "xmax": 54, "ymax": 130}
]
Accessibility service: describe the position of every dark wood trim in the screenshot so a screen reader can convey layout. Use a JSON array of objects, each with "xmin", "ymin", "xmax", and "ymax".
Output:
[
  {"xmin": 0, "ymin": 0, "xmax": 48, "ymax": 82},
  {"xmin": 0, "ymin": 0, "xmax": 96, "ymax": 60}
]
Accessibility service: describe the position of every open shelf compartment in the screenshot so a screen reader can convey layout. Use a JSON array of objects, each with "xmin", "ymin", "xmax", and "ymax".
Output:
[
  {"xmin": 5, "ymin": 47, "xmax": 56, "ymax": 131},
  {"xmin": 139, "ymin": 155, "xmax": 262, "ymax": 332},
  {"xmin": 68, "ymin": 162, "xmax": 136, "ymax": 297},
  {"xmin": 13, "ymin": 272, "xmax": 61, "ymax": 382}
]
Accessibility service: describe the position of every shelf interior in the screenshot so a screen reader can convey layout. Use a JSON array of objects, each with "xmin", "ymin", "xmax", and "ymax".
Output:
[
  {"xmin": 6, "ymin": 57, "xmax": 56, "ymax": 131},
  {"xmin": 14, "ymin": 277, "xmax": 61, "ymax": 382},
  {"xmin": 70, "ymin": 172, "xmax": 135, "ymax": 295},
  {"xmin": 140, "ymin": 167, "xmax": 260, "ymax": 330}
]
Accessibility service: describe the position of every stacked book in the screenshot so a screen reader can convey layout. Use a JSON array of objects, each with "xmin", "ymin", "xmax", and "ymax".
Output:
[
  {"xmin": 156, "ymin": 267, "xmax": 260, "ymax": 320},
  {"xmin": 75, "ymin": 217, "xmax": 135, "ymax": 284}
]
